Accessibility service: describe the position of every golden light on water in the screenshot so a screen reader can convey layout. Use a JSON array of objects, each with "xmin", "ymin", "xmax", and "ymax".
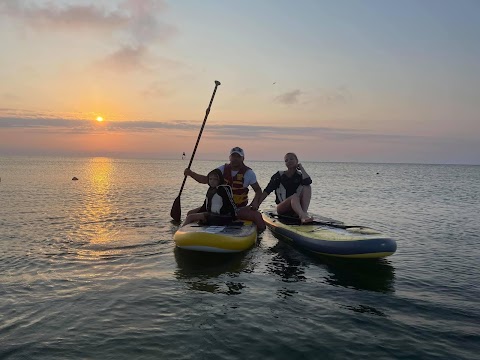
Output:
[
  {"xmin": 82, "ymin": 158, "xmax": 114, "ymax": 245},
  {"xmin": 73, "ymin": 158, "xmax": 144, "ymax": 261},
  {"xmin": 96, "ymin": 116, "xmax": 104, "ymax": 122}
]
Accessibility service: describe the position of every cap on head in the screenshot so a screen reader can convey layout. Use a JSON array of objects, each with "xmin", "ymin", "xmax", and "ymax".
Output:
[{"xmin": 230, "ymin": 146, "xmax": 245, "ymax": 157}]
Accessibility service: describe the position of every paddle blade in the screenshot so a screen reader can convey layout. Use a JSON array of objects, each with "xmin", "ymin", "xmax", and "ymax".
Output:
[{"xmin": 170, "ymin": 196, "xmax": 181, "ymax": 222}]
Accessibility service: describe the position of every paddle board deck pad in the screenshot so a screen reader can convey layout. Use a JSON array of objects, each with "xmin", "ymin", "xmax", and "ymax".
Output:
[
  {"xmin": 174, "ymin": 221, "xmax": 257, "ymax": 253},
  {"xmin": 262, "ymin": 211, "xmax": 396, "ymax": 258}
]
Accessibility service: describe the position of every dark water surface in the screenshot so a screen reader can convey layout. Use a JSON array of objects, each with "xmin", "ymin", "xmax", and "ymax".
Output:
[{"xmin": 1, "ymin": 157, "xmax": 479, "ymax": 359}]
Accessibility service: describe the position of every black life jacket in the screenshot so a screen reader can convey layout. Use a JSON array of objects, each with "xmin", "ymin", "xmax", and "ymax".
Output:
[{"xmin": 205, "ymin": 185, "xmax": 237, "ymax": 216}]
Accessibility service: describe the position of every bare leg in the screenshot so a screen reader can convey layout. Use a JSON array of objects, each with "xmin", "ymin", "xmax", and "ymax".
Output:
[
  {"xmin": 300, "ymin": 185, "xmax": 311, "ymax": 212},
  {"xmin": 181, "ymin": 213, "xmax": 207, "ymax": 227},
  {"xmin": 277, "ymin": 194, "xmax": 313, "ymax": 224},
  {"xmin": 236, "ymin": 207, "xmax": 266, "ymax": 232},
  {"xmin": 187, "ymin": 205, "xmax": 204, "ymax": 216}
]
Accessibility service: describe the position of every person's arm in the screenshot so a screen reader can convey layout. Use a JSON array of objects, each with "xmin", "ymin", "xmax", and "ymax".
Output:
[
  {"xmin": 257, "ymin": 172, "xmax": 280, "ymax": 208},
  {"xmin": 184, "ymin": 168, "xmax": 208, "ymax": 184},
  {"xmin": 257, "ymin": 191, "xmax": 270, "ymax": 208},
  {"xmin": 249, "ymin": 182, "xmax": 263, "ymax": 210},
  {"xmin": 297, "ymin": 163, "xmax": 312, "ymax": 185}
]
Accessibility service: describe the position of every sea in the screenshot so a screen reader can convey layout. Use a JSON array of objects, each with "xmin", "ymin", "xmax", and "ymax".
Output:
[{"xmin": 0, "ymin": 156, "xmax": 479, "ymax": 360}]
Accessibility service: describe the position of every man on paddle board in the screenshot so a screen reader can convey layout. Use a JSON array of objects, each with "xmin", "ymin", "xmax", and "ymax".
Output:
[{"xmin": 184, "ymin": 146, "xmax": 266, "ymax": 232}]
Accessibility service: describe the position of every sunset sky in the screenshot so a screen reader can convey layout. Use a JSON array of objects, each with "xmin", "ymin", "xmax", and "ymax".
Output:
[{"xmin": 1, "ymin": 0, "xmax": 479, "ymax": 164}]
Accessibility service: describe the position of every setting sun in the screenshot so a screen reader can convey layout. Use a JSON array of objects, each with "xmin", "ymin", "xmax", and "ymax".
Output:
[{"xmin": 96, "ymin": 116, "xmax": 104, "ymax": 122}]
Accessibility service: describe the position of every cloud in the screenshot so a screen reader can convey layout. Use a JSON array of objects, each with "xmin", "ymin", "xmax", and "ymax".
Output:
[
  {"xmin": 94, "ymin": 45, "xmax": 183, "ymax": 73},
  {"xmin": 0, "ymin": 117, "xmax": 198, "ymax": 135},
  {"xmin": 0, "ymin": 117, "xmax": 96, "ymax": 135},
  {"xmin": 275, "ymin": 90, "xmax": 304, "ymax": 105},
  {"xmin": 2, "ymin": 116, "xmax": 479, "ymax": 163},
  {"xmin": 0, "ymin": 1, "xmax": 129, "ymax": 30},
  {"xmin": 205, "ymin": 123, "xmax": 423, "ymax": 144},
  {"xmin": 0, "ymin": 108, "xmax": 89, "ymax": 120},
  {"xmin": 1, "ymin": 0, "xmax": 177, "ymax": 73},
  {"xmin": 120, "ymin": 0, "xmax": 174, "ymax": 45},
  {"xmin": 274, "ymin": 86, "xmax": 353, "ymax": 107},
  {"xmin": 0, "ymin": 116, "xmax": 431, "ymax": 143},
  {"xmin": 96, "ymin": 44, "xmax": 148, "ymax": 72},
  {"xmin": 1, "ymin": 0, "xmax": 175, "ymax": 41},
  {"xmin": 97, "ymin": 0, "xmax": 177, "ymax": 73},
  {"xmin": 141, "ymin": 81, "xmax": 171, "ymax": 98}
]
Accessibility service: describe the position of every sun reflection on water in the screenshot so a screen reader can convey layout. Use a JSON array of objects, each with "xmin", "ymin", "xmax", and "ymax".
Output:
[{"xmin": 82, "ymin": 157, "xmax": 116, "ymax": 245}]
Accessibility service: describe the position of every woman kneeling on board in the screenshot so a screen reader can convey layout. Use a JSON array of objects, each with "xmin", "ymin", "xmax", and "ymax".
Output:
[
  {"xmin": 258, "ymin": 152, "xmax": 313, "ymax": 224},
  {"xmin": 182, "ymin": 169, "xmax": 237, "ymax": 226}
]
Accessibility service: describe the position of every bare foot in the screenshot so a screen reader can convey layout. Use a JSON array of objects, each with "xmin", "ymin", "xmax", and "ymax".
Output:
[{"xmin": 301, "ymin": 216, "xmax": 314, "ymax": 224}]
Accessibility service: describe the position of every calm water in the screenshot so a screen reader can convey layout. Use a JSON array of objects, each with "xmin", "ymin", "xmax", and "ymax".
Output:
[{"xmin": 1, "ymin": 157, "xmax": 479, "ymax": 359}]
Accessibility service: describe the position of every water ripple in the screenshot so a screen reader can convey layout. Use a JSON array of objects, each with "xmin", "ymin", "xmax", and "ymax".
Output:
[{"xmin": 1, "ymin": 158, "xmax": 479, "ymax": 359}]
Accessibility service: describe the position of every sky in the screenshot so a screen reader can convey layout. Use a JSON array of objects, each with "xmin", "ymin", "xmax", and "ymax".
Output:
[{"xmin": 0, "ymin": 0, "xmax": 479, "ymax": 164}]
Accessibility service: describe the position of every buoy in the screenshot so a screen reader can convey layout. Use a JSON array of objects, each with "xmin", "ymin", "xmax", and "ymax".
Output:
[{"xmin": 72, "ymin": 177, "xmax": 78, "ymax": 181}]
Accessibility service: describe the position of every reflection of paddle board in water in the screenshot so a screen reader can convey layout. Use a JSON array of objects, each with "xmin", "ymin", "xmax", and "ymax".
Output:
[
  {"xmin": 174, "ymin": 220, "xmax": 257, "ymax": 253},
  {"xmin": 262, "ymin": 210, "xmax": 397, "ymax": 259}
]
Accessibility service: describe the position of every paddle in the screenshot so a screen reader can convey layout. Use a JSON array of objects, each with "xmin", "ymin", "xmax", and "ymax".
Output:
[
  {"xmin": 170, "ymin": 80, "xmax": 221, "ymax": 222},
  {"xmin": 269, "ymin": 211, "xmax": 362, "ymax": 229}
]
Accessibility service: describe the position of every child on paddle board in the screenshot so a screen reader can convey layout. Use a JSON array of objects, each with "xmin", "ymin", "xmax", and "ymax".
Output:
[
  {"xmin": 181, "ymin": 169, "xmax": 237, "ymax": 227},
  {"xmin": 258, "ymin": 152, "xmax": 314, "ymax": 224}
]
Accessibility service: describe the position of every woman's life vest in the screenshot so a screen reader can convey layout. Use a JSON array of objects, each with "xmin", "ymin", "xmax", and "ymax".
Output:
[
  {"xmin": 222, "ymin": 163, "xmax": 251, "ymax": 207},
  {"xmin": 263, "ymin": 170, "xmax": 312, "ymax": 204}
]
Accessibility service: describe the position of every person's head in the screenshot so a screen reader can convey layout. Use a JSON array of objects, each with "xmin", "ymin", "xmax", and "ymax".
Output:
[
  {"xmin": 284, "ymin": 152, "xmax": 299, "ymax": 169},
  {"xmin": 229, "ymin": 146, "xmax": 245, "ymax": 168},
  {"xmin": 207, "ymin": 168, "xmax": 224, "ymax": 188}
]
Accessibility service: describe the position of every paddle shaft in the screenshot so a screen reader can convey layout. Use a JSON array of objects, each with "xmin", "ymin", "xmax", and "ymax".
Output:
[
  {"xmin": 270, "ymin": 212, "xmax": 361, "ymax": 229},
  {"xmin": 176, "ymin": 81, "xmax": 221, "ymax": 198}
]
